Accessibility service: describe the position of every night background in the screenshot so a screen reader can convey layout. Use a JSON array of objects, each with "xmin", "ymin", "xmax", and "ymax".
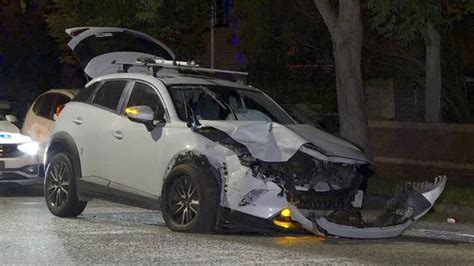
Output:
[
  {"xmin": 2, "ymin": 1, "xmax": 471, "ymax": 122},
  {"xmin": 0, "ymin": 0, "xmax": 473, "ymax": 264}
]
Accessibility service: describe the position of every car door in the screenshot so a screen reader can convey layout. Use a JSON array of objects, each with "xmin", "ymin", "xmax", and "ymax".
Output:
[
  {"xmin": 76, "ymin": 80, "xmax": 129, "ymax": 185},
  {"xmin": 106, "ymin": 81, "xmax": 166, "ymax": 198}
]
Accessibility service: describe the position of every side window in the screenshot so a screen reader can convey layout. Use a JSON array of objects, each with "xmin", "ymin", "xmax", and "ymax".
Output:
[
  {"xmin": 126, "ymin": 82, "xmax": 164, "ymax": 116},
  {"xmin": 92, "ymin": 80, "xmax": 127, "ymax": 111},
  {"xmin": 33, "ymin": 94, "xmax": 55, "ymax": 119},
  {"xmin": 169, "ymin": 89, "xmax": 187, "ymax": 121},
  {"xmin": 73, "ymin": 82, "xmax": 99, "ymax": 102},
  {"xmin": 32, "ymin": 94, "xmax": 47, "ymax": 115},
  {"xmin": 50, "ymin": 95, "xmax": 71, "ymax": 119}
]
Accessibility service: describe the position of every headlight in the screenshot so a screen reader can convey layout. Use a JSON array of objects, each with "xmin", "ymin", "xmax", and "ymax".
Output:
[{"xmin": 17, "ymin": 142, "xmax": 39, "ymax": 155}]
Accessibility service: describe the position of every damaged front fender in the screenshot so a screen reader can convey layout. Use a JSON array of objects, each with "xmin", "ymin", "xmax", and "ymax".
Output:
[{"xmin": 192, "ymin": 122, "xmax": 447, "ymax": 239}]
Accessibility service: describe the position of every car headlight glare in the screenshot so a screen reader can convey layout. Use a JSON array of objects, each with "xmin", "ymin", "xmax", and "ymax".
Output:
[{"xmin": 17, "ymin": 142, "xmax": 39, "ymax": 155}]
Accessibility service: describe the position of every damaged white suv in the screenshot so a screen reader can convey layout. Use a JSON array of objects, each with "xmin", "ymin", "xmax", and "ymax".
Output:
[{"xmin": 45, "ymin": 27, "xmax": 446, "ymax": 238}]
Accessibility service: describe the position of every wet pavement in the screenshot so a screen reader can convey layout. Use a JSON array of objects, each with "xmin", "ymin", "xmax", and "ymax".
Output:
[{"xmin": 0, "ymin": 185, "xmax": 473, "ymax": 264}]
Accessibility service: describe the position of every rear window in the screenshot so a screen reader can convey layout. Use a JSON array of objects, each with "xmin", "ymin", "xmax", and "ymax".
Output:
[
  {"xmin": 92, "ymin": 80, "xmax": 127, "ymax": 111},
  {"xmin": 52, "ymin": 95, "xmax": 71, "ymax": 116},
  {"xmin": 74, "ymin": 82, "xmax": 99, "ymax": 103},
  {"xmin": 32, "ymin": 93, "xmax": 73, "ymax": 120}
]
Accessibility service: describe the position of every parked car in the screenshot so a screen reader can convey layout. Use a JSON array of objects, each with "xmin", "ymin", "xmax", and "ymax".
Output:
[
  {"xmin": 44, "ymin": 27, "xmax": 446, "ymax": 238},
  {"xmin": 0, "ymin": 113, "xmax": 40, "ymax": 185},
  {"xmin": 22, "ymin": 89, "xmax": 77, "ymax": 165}
]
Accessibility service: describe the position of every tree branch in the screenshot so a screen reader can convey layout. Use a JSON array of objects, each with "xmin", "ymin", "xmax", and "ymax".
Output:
[
  {"xmin": 295, "ymin": 0, "xmax": 321, "ymax": 22},
  {"xmin": 313, "ymin": 0, "xmax": 338, "ymax": 35}
]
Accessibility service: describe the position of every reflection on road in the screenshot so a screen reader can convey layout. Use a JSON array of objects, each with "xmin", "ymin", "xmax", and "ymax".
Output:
[
  {"xmin": 273, "ymin": 236, "xmax": 326, "ymax": 246},
  {"xmin": 0, "ymin": 185, "xmax": 473, "ymax": 264}
]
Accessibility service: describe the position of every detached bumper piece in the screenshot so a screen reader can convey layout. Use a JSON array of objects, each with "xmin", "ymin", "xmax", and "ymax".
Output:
[{"xmin": 313, "ymin": 176, "xmax": 447, "ymax": 239}]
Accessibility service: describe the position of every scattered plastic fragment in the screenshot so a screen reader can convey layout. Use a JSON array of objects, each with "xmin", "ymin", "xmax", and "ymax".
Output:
[{"xmin": 447, "ymin": 217, "xmax": 457, "ymax": 224}]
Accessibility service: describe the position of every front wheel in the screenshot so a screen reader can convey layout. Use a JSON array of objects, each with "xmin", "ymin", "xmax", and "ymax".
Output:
[
  {"xmin": 44, "ymin": 153, "xmax": 87, "ymax": 217},
  {"xmin": 161, "ymin": 164, "xmax": 219, "ymax": 233}
]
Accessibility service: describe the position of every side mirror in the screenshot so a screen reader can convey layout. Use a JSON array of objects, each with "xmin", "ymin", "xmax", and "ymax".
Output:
[
  {"xmin": 5, "ymin": 115, "xmax": 18, "ymax": 124},
  {"xmin": 154, "ymin": 107, "xmax": 165, "ymax": 124},
  {"xmin": 125, "ymin": 105, "xmax": 162, "ymax": 131}
]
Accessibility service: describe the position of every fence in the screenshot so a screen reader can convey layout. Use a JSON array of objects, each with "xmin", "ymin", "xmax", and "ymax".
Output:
[{"xmin": 369, "ymin": 121, "xmax": 474, "ymax": 184}]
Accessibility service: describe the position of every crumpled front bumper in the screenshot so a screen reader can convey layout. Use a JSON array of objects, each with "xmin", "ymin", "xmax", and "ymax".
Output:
[
  {"xmin": 284, "ymin": 176, "xmax": 447, "ymax": 238},
  {"xmin": 225, "ymin": 176, "xmax": 447, "ymax": 239}
]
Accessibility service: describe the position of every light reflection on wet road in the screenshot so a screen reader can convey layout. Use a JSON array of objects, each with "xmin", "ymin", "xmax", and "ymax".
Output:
[{"xmin": 0, "ymin": 187, "xmax": 473, "ymax": 264}]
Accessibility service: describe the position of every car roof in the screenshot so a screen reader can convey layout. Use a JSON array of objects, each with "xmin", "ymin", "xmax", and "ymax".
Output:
[
  {"xmin": 43, "ymin": 89, "xmax": 79, "ymax": 98},
  {"xmin": 87, "ymin": 72, "xmax": 259, "ymax": 91}
]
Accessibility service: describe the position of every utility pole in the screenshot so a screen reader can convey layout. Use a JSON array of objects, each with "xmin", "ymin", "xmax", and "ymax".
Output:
[
  {"xmin": 210, "ymin": 0, "xmax": 216, "ymax": 68},
  {"xmin": 425, "ymin": 21, "xmax": 441, "ymax": 122},
  {"xmin": 425, "ymin": 2, "xmax": 442, "ymax": 122}
]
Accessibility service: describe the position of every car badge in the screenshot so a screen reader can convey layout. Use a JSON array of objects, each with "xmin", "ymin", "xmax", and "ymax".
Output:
[{"xmin": 0, "ymin": 134, "xmax": 12, "ymax": 139}]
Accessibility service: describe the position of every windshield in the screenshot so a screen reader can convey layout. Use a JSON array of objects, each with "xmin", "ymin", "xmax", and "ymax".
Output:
[{"xmin": 167, "ymin": 85, "xmax": 295, "ymax": 124}]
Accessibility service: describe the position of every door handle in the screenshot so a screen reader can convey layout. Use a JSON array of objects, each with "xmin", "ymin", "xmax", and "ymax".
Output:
[
  {"xmin": 73, "ymin": 117, "xmax": 83, "ymax": 125},
  {"xmin": 112, "ymin": 131, "xmax": 123, "ymax": 140}
]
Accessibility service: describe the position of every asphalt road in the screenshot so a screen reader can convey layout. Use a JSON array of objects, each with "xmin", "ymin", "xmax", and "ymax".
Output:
[{"xmin": 0, "ymin": 185, "xmax": 473, "ymax": 264}]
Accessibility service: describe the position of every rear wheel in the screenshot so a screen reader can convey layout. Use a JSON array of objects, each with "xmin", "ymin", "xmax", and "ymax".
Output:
[
  {"xmin": 44, "ymin": 153, "xmax": 87, "ymax": 217},
  {"xmin": 161, "ymin": 164, "xmax": 219, "ymax": 233}
]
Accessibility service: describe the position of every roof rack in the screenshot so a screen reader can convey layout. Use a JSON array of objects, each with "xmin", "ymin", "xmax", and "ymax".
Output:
[{"xmin": 111, "ymin": 58, "xmax": 248, "ymax": 84}]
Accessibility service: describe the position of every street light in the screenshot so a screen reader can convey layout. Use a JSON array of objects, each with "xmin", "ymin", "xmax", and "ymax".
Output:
[{"xmin": 210, "ymin": 0, "xmax": 216, "ymax": 69}]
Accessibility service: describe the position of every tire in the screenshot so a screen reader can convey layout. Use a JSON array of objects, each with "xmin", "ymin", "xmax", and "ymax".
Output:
[
  {"xmin": 44, "ymin": 153, "xmax": 87, "ymax": 217},
  {"xmin": 161, "ymin": 164, "xmax": 219, "ymax": 233}
]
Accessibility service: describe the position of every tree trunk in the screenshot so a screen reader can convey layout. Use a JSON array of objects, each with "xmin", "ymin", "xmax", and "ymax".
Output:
[
  {"xmin": 314, "ymin": 0, "xmax": 370, "ymax": 155},
  {"xmin": 333, "ymin": 32, "xmax": 369, "ymax": 155}
]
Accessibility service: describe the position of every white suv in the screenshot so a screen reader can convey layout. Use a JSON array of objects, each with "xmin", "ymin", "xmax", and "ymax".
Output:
[{"xmin": 44, "ymin": 27, "xmax": 446, "ymax": 238}]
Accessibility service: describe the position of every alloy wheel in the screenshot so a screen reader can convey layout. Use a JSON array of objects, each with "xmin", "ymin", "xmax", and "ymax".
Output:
[
  {"xmin": 169, "ymin": 176, "xmax": 200, "ymax": 226},
  {"xmin": 46, "ymin": 160, "xmax": 70, "ymax": 208}
]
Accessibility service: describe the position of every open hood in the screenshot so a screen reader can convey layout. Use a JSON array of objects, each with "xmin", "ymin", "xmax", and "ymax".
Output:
[
  {"xmin": 201, "ymin": 121, "xmax": 369, "ymax": 164},
  {"xmin": 66, "ymin": 27, "xmax": 176, "ymax": 78}
]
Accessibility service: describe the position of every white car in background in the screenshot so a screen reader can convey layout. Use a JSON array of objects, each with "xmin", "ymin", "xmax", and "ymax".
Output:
[
  {"xmin": 44, "ymin": 27, "xmax": 447, "ymax": 238},
  {"xmin": 0, "ymin": 114, "xmax": 40, "ymax": 185},
  {"xmin": 22, "ymin": 89, "xmax": 77, "ymax": 165}
]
